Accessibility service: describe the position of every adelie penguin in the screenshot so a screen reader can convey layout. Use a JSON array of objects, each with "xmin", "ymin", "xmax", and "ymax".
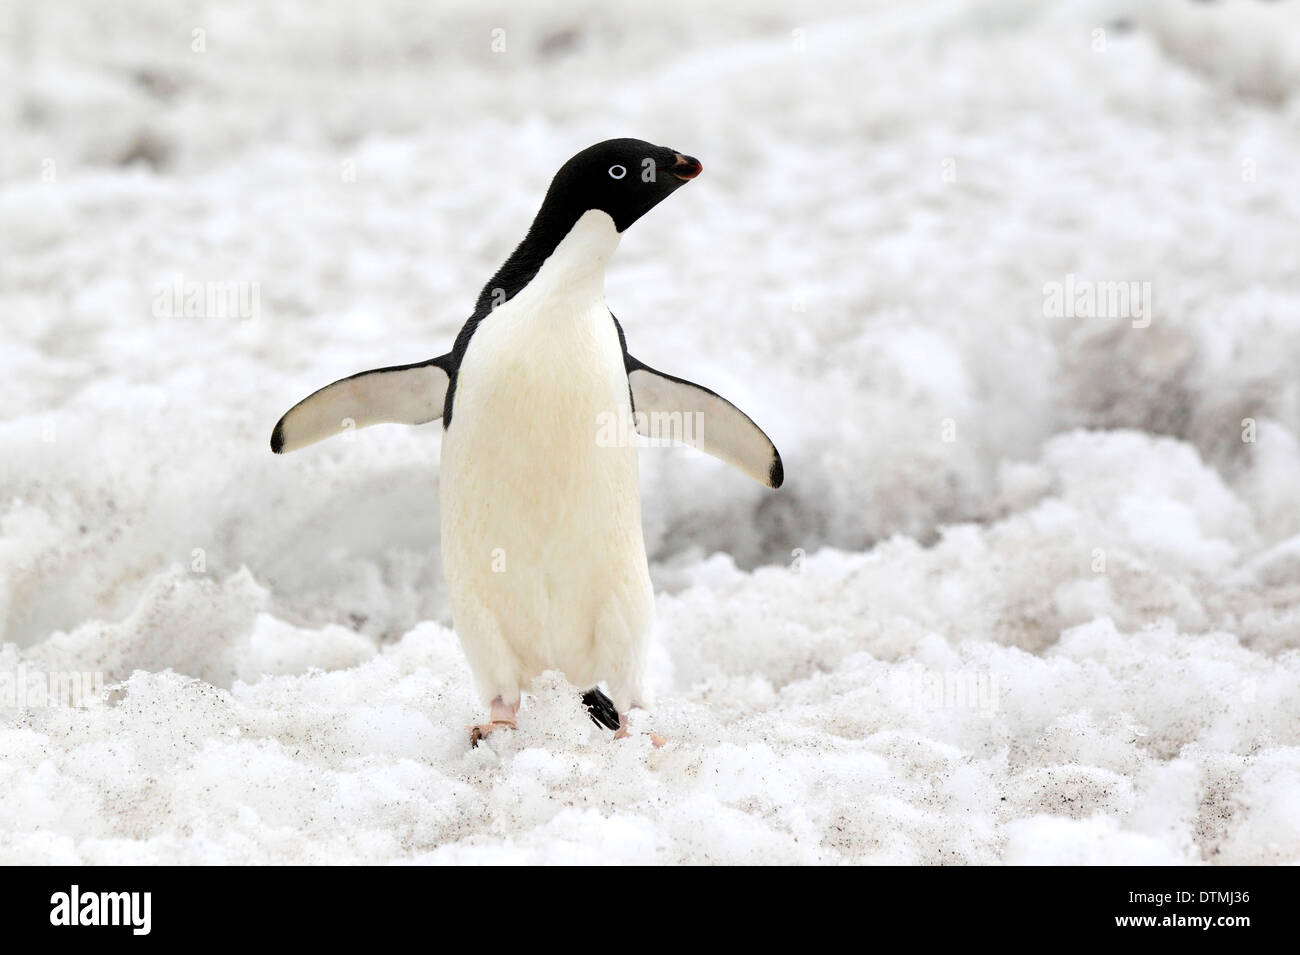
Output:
[{"xmin": 271, "ymin": 139, "xmax": 783, "ymax": 746}]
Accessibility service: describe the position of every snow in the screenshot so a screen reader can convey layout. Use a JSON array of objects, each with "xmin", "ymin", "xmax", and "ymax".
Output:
[{"xmin": 3, "ymin": 0, "xmax": 1300, "ymax": 863}]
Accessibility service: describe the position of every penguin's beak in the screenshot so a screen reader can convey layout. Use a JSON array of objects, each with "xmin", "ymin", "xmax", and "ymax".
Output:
[{"xmin": 670, "ymin": 153, "xmax": 702, "ymax": 181}]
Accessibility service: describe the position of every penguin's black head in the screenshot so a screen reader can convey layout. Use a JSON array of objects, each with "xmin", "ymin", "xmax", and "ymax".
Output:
[{"xmin": 542, "ymin": 138, "xmax": 702, "ymax": 233}]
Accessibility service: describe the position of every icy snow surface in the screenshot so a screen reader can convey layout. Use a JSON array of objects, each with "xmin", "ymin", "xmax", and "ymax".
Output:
[{"xmin": 2, "ymin": 0, "xmax": 1299, "ymax": 863}]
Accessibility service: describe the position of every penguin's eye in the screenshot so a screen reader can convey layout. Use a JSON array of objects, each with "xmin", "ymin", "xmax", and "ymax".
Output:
[{"xmin": 607, "ymin": 164, "xmax": 627, "ymax": 180}]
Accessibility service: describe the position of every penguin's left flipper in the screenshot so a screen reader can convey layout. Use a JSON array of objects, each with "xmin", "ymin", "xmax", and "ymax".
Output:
[
  {"xmin": 271, "ymin": 356, "xmax": 452, "ymax": 453},
  {"xmin": 625, "ymin": 357, "xmax": 783, "ymax": 489}
]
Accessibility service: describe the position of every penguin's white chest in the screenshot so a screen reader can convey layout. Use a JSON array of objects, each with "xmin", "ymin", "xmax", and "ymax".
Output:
[{"xmin": 438, "ymin": 211, "xmax": 654, "ymax": 710}]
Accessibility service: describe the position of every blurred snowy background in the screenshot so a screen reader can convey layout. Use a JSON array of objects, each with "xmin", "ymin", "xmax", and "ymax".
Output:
[{"xmin": 3, "ymin": 0, "xmax": 1300, "ymax": 863}]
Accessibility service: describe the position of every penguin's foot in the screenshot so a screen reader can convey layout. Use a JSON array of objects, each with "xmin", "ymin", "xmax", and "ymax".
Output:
[
  {"xmin": 469, "ymin": 720, "xmax": 514, "ymax": 747},
  {"xmin": 614, "ymin": 713, "xmax": 666, "ymax": 748},
  {"xmin": 469, "ymin": 697, "xmax": 519, "ymax": 747}
]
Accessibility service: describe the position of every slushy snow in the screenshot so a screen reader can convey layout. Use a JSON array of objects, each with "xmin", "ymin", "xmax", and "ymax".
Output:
[{"xmin": 2, "ymin": 0, "xmax": 1299, "ymax": 863}]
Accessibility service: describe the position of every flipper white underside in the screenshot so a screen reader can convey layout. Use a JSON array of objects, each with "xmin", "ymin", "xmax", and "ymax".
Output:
[
  {"xmin": 627, "ymin": 363, "xmax": 783, "ymax": 488},
  {"xmin": 270, "ymin": 355, "xmax": 782, "ymax": 489},
  {"xmin": 270, "ymin": 359, "xmax": 450, "ymax": 453}
]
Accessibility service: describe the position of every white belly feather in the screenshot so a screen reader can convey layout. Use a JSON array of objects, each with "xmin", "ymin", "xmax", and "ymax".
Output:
[{"xmin": 438, "ymin": 212, "xmax": 654, "ymax": 711}]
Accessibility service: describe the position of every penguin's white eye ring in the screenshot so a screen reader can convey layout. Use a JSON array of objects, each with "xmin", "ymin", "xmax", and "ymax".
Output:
[{"xmin": 608, "ymin": 164, "xmax": 627, "ymax": 179}]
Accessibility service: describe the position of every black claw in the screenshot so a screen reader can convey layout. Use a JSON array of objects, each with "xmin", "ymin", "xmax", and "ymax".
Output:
[{"xmin": 582, "ymin": 688, "xmax": 620, "ymax": 731}]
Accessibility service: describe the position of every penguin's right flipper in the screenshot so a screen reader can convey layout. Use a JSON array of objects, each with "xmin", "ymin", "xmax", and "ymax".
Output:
[
  {"xmin": 271, "ymin": 356, "xmax": 452, "ymax": 453},
  {"xmin": 624, "ymin": 357, "xmax": 784, "ymax": 489}
]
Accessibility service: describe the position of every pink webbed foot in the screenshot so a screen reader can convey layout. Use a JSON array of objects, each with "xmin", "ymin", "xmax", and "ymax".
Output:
[
  {"xmin": 615, "ymin": 713, "xmax": 666, "ymax": 748},
  {"xmin": 469, "ymin": 697, "xmax": 519, "ymax": 748}
]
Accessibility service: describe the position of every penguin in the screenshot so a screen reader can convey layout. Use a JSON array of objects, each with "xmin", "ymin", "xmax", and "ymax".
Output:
[{"xmin": 271, "ymin": 139, "xmax": 783, "ymax": 746}]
